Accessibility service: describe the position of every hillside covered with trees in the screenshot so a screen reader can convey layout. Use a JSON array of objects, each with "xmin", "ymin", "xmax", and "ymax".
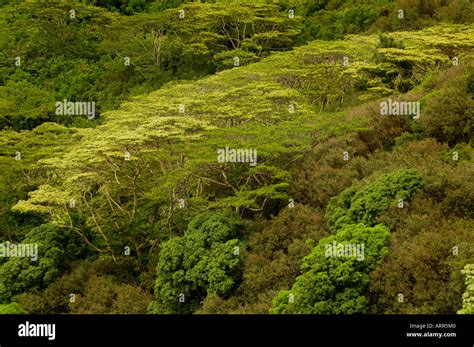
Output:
[{"xmin": 0, "ymin": 0, "xmax": 473, "ymax": 315}]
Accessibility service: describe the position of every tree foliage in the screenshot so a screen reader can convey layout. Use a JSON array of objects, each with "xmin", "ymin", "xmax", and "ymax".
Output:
[
  {"xmin": 458, "ymin": 264, "xmax": 474, "ymax": 314},
  {"xmin": 0, "ymin": 302, "xmax": 26, "ymax": 314},
  {"xmin": 150, "ymin": 210, "xmax": 244, "ymax": 313},
  {"xmin": 0, "ymin": 0, "xmax": 472, "ymax": 315},
  {"xmin": 325, "ymin": 169, "xmax": 423, "ymax": 231},
  {"xmin": 271, "ymin": 223, "xmax": 390, "ymax": 314}
]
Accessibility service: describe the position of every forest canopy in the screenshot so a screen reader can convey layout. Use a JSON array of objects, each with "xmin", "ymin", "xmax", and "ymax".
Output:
[{"xmin": 0, "ymin": 0, "xmax": 473, "ymax": 315}]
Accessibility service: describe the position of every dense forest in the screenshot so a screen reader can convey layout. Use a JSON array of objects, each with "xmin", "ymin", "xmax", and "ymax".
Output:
[{"xmin": 0, "ymin": 0, "xmax": 473, "ymax": 315}]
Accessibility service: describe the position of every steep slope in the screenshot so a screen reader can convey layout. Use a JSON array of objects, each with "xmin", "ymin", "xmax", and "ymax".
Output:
[{"xmin": 2, "ymin": 23, "xmax": 473, "ymax": 313}]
